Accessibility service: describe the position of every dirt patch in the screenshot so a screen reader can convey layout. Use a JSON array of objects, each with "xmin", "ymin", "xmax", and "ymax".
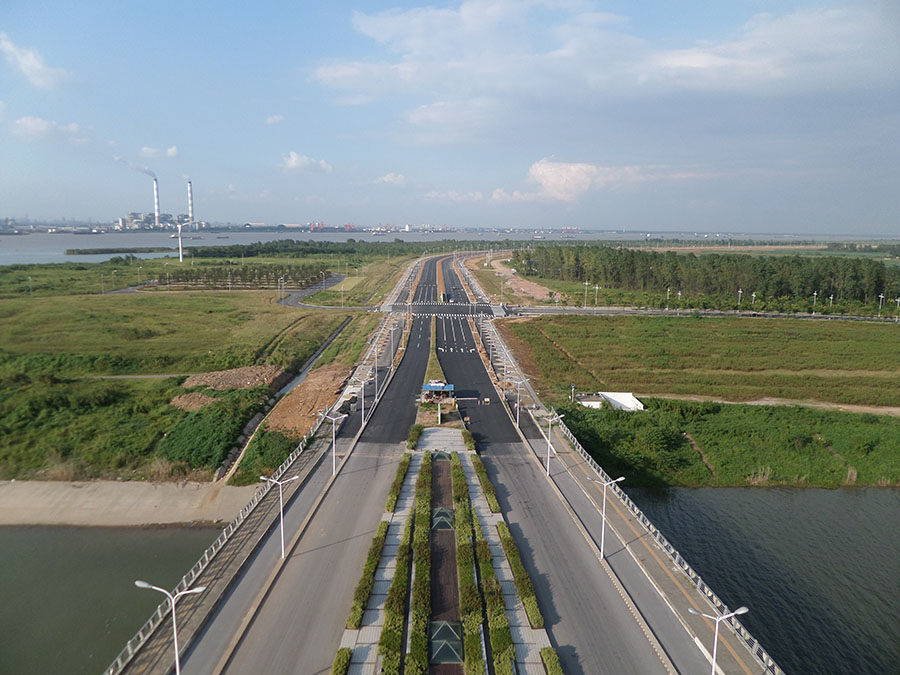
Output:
[
  {"xmin": 683, "ymin": 433, "xmax": 716, "ymax": 477},
  {"xmin": 171, "ymin": 392, "xmax": 219, "ymax": 411},
  {"xmin": 266, "ymin": 364, "xmax": 352, "ymax": 438},
  {"xmin": 182, "ymin": 365, "xmax": 287, "ymax": 391},
  {"xmin": 489, "ymin": 259, "xmax": 553, "ymax": 302}
]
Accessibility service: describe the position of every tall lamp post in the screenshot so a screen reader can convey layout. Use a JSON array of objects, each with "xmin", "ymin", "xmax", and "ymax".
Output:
[
  {"xmin": 688, "ymin": 605, "xmax": 750, "ymax": 675},
  {"xmin": 511, "ymin": 378, "xmax": 526, "ymax": 428},
  {"xmin": 545, "ymin": 410, "xmax": 564, "ymax": 476},
  {"xmin": 587, "ymin": 475, "xmax": 625, "ymax": 559},
  {"xmin": 325, "ymin": 412, "xmax": 348, "ymax": 476},
  {"xmin": 260, "ymin": 474, "xmax": 300, "ymax": 559},
  {"xmin": 351, "ymin": 375, "xmax": 369, "ymax": 424},
  {"xmin": 133, "ymin": 580, "xmax": 206, "ymax": 675}
]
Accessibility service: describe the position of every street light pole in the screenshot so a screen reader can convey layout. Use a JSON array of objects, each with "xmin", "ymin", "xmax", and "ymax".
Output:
[
  {"xmin": 325, "ymin": 412, "xmax": 348, "ymax": 476},
  {"xmin": 587, "ymin": 475, "xmax": 625, "ymax": 558},
  {"xmin": 260, "ymin": 474, "xmax": 300, "ymax": 559},
  {"xmin": 352, "ymin": 375, "xmax": 368, "ymax": 424},
  {"xmin": 134, "ymin": 580, "xmax": 206, "ymax": 675},
  {"xmin": 688, "ymin": 605, "xmax": 750, "ymax": 675},
  {"xmin": 545, "ymin": 410, "xmax": 564, "ymax": 476}
]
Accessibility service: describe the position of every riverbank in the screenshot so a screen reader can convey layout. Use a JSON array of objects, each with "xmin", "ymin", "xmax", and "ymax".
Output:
[{"xmin": 0, "ymin": 480, "xmax": 258, "ymax": 526}]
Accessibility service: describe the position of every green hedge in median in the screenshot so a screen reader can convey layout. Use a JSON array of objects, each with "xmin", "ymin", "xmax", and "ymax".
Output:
[
  {"xmin": 451, "ymin": 453, "xmax": 485, "ymax": 675},
  {"xmin": 405, "ymin": 451, "xmax": 432, "ymax": 675},
  {"xmin": 407, "ymin": 423, "xmax": 425, "ymax": 449},
  {"xmin": 472, "ymin": 455, "xmax": 500, "ymax": 512},
  {"xmin": 331, "ymin": 647, "xmax": 352, "ymax": 675},
  {"xmin": 385, "ymin": 453, "xmax": 412, "ymax": 511},
  {"xmin": 346, "ymin": 520, "xmax": 389, "ymax": 628},
  {"xmin": 540, "ymin": 646, "xmax": 564, "ymax": 674},
  {"xmin": 497, "ymin": 521, "xmax": 544, "ymax": 628},
  {"xmin": 461, "ymin": 428, "xmax": 476, "ymax": 451},
  {"xmin": 474, "ymin": 513, "xmax": 514, "ymax": 675},
  {"xmin": 379, "ymin": 507, "xmax": 415, "ymax": 674}
]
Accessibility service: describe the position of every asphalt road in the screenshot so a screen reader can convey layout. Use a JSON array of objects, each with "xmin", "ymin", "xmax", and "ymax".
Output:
[{"xmin": 179, "ymin": 259, "xmax": 439, "ymax": 674}]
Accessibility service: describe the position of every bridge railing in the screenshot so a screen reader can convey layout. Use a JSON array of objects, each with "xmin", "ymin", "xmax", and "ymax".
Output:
[
  {"xmin": 552, "ymin": 417, "xmax": 784, "ymax": 675},
  {"xmin": 103, "ymin": 409, "xmax": 331, "ymax": 675}
]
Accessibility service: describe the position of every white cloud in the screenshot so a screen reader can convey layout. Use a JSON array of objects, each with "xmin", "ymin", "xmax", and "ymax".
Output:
[
  {"xmin": 140, "ymin": 145, "xmax": 178, "ymax": 158},
  {"xmin": 0, "ymin": 33, "xmax": 68, "ymax": 88},
  {"xmin": 424, "ymin": 189, "xmax": 483, "ymax": 203},
  {"xmin": 314, "ymin": 3, "xmax": 899, "ymax": 142},
  {"xmin": 13, "ymin": 115, "xmax": 82, "ymax": 142},
  {"xmin": 376, "ymin": 172, "xmax": 406, "ymax": 186},
  {"xmin": 281, "ymin": 151, "xmax": 333, "ymax": 173},
  {"xmin": 493, "ymin": 158, "xmax": 700, "ymax": 202},
  {"xmin": 265, "ymin": 114, "xmax": 284, "ymax": 125}
]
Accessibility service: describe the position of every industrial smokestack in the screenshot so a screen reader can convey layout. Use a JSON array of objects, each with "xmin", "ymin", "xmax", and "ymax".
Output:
[
  {"xmin": 187, "ymin": 180, "xmax": 194, "ymax": 228},
  {"xmin": 153, "ymin": 178, "xmax": 160, "ymax": 229}
]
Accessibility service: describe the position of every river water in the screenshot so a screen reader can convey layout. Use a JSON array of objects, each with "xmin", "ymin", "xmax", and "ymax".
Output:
[
  {"xmin": 0, "ymin": 525, "xmax": 219, "ymax": 674},
  {"xmin": 626, "ymin": 487, "xmax": 900, "ymax": 675}
]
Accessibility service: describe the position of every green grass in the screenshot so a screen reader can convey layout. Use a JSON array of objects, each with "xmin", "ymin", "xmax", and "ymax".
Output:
[
  {"xmin": 501, "ymin": 314, "xmax": 900, "ymax": 407},
  {"xmin": 0, "ymin": 375, "xmax": 188, "ymax": 479},
  {"xmin": 0, "ymin": 293, "xmax": 348, "ymax": 376},
  {"xmin": 314, "ymin": 312, "xmax": 381, "ymax": 369},
  {"xmin": 562, "ymin": 399, "xmax": 900, "ymax": 487},
  {"xmin": 424, "ymin": 316, "xmax": 446, "ymax": 382},
  {"xmin": 229, "ymin": 427, "xmax": 299, "ymax": 486},
  {"xmin": 304, "ymin": 256, "xmax": 415, "ymax": 306}
]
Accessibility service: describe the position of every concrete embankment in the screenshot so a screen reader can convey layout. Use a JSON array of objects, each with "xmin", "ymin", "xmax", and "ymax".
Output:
[{"xmin": 0, "ymin": 480, "xmax": 258, "ymax": 526}]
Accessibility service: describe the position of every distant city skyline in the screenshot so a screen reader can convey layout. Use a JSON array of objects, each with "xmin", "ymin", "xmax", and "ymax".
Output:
[{"xmin": 1, "ymin": 1, "xmax": 898, "ymax": 234}]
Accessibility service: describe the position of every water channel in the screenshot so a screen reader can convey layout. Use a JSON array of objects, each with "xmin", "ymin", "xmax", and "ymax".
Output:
[
  {"xmin": 627, "ymin": 486, "xmax": 900, "ymax": 675},
  {"xmin": 0, "ymin": 525, "xmax": 219, "ymax": 674}
]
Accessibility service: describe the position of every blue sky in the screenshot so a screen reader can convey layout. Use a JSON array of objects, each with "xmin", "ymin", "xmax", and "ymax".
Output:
[{"xmin": 1, "ymin": 1, "xmax": 898, "ymax": 233}]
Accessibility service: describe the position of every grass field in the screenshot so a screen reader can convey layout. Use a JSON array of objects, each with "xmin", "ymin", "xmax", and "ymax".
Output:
[
  {"xmin": 0, "ymin": 293, "xmax": 350, "ymax": 376},
  {"xmin": 0, "ymin": 292, "xmax": 353, "ymax": 479},
  {"xmin": 500, "ymin": 315, "xmax": 900, "ymax": 407},
  {"xmin": 304, "ymin": 256, "xmax": 415, "ymax": 306},
  {"xmin": 562, "ymin": 399, "xmax": 900, "ymax": 487},
  {"xmin": 315, "ymin": 312, "xmax": 383, "ymax": 368}
]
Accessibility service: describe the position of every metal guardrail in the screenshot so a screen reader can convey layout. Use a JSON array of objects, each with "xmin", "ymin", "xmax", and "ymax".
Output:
[
  {"xmin": 551, "ymin": 419, "xmax": 783, "ymax": 675},
  {"xmin": 102, "ymin": 412, "xmax": 325, "ymax": 675},
  {"xmin": 458, "ymin": 259, "xmax": 784, "ymax": 674}
]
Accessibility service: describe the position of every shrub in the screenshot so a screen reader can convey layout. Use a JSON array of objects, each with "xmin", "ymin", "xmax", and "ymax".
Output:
[
  {"xmin": 472, "ymin": 455, "xmax": 500, "ymax": 512},
  {"xmin": 385, "ymin": 453, "xmax": 412, "ymax": 511},
  {"xmin": 229, "ymin": 428, "xmax": 298, "ymax": 486},
  {"xmin": 346, "ymin": 520, "xmax": 389, "ymax": 628},
  {"xmin": 379, "ymin": 511, "xmax": 414, "ymax": 674},
  {"xmin": 331, "ymin": 647, "xmax": 352, "ymax": 675},
  {"xmin": 497, "ymin": 521, "xmax": 544, "ymax": 628},
  {"xmin": 474, "ymin": 513, "xmax": 514, "ymax": 674},
  {"xmin": 406, "ymin": 452, "xmax": 432, "ymax": 675},
  {"xmin": 461, "ymin": 428, "xmax": 476, "ymax": 451},
  {"xmin": 540, "ymin": 647, "xmax": 564, "ymax": 675},
  {"xmin": 407, "ymin": 423, "xmax": 425, "ymax": 449}
]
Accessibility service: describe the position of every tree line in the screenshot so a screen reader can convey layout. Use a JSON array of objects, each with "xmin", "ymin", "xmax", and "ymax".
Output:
[{"xmin": 510, "ymin": 246, "xmax": 900, "ymax": 306}]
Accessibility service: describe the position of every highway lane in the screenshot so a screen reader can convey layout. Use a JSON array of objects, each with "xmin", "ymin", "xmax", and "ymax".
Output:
[
  {"xmin": 180, "ymin": 259, "xmax": 439, "ymax": 674},
  {"xmin": 435, "ymin": 312, "xmax": 671, "ymax": 673}
]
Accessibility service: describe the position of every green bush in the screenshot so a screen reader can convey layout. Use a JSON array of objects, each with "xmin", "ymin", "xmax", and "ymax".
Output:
[
  {"xmin": 474, "ymin": 513, "xmax": 514, "ymax": 674},
  {"xmin": 346, "ymin": 520, "xmax": 389, "ymax": 628},
  {"xmin": 406, "ymin": 452, "xmax": 432, "ymax": 675},
  {"xmin": 472, "ymin": 455, "xmax": 500, "ymax": 512},
  {"xmin": 461, "ymin": 428, "xmax": 476, "ymax": 451},
  {"xmin": 540, "ymin": 646, "xmax": 564, "ymax": 675},
  {"xmin": 331, "ymin": 647, "xmax": 352, "ymax": 675},
  {"xmin": 229, "ymin": 427, "xmax": 299, "ymax": 486},
  {"xmin": 379, "ymin": 510, "xmax": 414, "ymax": 674},
  {"xmin": 385, "ymin": 453, "xmax": 411, "ymax": 511},
  {"xmin": 498, "ymin": 521, "xmax": 544, "ymax": 628},
  {"xmin": 407, "ymin": 423, "xmax": 425, "ymax": 449},
  {"xmin": 158, "ymin": 387, "xmax": 267, "ymax": 468}
]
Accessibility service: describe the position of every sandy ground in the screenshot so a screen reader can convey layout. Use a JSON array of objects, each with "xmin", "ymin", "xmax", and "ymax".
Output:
[
  {"xmin": 464, "ymin": 256, "xmax": 553, "ymax": 303},
  {"xmin": 182, "ymin": 365, "xmax": 286, "ymax": 391},
  {"xmin": 266, "ymin": 364, "xmax": 351, "ymax": 437},
  {"xmin": 0, "ymin": 480, "xmax": 259, "ymax": 526}
]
